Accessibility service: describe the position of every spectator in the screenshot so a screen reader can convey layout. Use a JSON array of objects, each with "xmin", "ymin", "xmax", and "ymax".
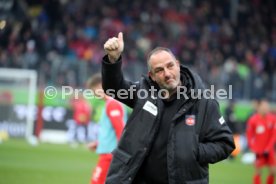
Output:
[{"xmin": 0, "ymin": 0, "xmax": 275, "ymax": 100}]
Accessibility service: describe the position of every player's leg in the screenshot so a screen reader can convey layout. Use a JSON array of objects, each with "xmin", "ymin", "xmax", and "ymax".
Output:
[
  {"xmin": 91, "ymin": 154, "xmax": 113, "ymax": 184},
  {"xmin": 266, "ymin": 166, "xmax": 275, "ymax": 184},
  {"xmin": 266, "ymin": 151, "xmax": 276, "ymax": 184},
  {"xmin": 254, "ymin": 167, "xmax": 262, "ymax": 184},
  {"xmin": 83, "ymin": 124, "xmax": 88, "ymax": 142},
  {"xmin": 254, "ymin": 154, "xmax": 265, "ymax": 184}
]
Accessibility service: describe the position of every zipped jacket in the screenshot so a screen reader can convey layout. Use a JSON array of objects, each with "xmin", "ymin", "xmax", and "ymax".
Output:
[{"xmin": 102, "ymin": 55, "xmax": 235, "ymax": 184}]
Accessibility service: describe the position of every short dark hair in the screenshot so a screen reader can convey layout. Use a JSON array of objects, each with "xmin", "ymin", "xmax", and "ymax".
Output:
[
  {"xmin": 86, "ymin": 73, "xmax": 102, "ymax": 88},
  {"xmin": 147, "ymin": 47, "xmax": 177, "ymax": 71}
]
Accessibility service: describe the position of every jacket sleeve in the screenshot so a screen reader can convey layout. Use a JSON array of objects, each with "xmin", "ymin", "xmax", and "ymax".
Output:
[
  {"xmin": 102, "ymin": 55, "xmax": 139, "ymax": 108},
  {"xmin": 197, "ymin": 99, "xmax": 235, "ymax": 164}
]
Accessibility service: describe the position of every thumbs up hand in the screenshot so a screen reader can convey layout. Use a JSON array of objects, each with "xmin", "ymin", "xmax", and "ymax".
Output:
[{"xmin": 104, "ymin": 32, "xmax": 124, "ymax": 63}]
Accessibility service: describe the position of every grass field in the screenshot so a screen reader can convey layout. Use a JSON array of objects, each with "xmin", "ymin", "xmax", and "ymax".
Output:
[{"xmin": 0, "ymin": 139, "xmax": 269, "ymax": 184}]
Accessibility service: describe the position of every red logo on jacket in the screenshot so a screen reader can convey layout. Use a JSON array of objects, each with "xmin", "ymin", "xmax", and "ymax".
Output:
[{"xmin": 185, "ymin": 115, "xmax": 196, "ymax": 126}]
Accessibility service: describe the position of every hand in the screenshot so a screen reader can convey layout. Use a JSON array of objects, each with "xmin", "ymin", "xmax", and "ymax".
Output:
[
  {"xmin": 87, "ymin": 141, "xmax": 98, "ymax": 151},
  {"xmin": 104, "ymin": 32, "xmax": 124, "ymax": 63}
]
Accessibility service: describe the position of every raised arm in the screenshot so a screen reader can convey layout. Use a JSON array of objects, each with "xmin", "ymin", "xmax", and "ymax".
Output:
[{"xmin": 102, "ymin": 32, "xmax": 139, "ymax": 108}]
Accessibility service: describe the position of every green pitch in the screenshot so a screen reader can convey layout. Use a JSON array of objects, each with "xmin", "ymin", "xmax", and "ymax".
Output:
[
  {"xmin": 0, "ymin": 139, "xmax": 268, "ymax": 184},
  {"xmin": 0, "ymin": 139, "xmax": 96, "ymax": 184}
]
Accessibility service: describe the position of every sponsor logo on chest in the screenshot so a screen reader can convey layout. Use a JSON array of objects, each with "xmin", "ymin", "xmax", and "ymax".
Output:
[{"xmin": 256, "ymin": 125, "xmax": 265, "ymax": 134}]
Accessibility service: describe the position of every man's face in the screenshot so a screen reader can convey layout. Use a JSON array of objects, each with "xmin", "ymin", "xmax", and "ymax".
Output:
[
  {"xmin": 148, "ymin": 51, "xmax": 181, "ymax": 92},
  {"xmin": 258, "ymin": 100, "xmax": 270, "ymax": 115}
]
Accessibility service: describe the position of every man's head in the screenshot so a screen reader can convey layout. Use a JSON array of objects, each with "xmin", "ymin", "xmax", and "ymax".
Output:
[
  {"xmin": 147, "ymin": 47, "xmax": 181, "ymax": 94},
  {"xmin": 86, "ymin": 73, "xmax": 105, "ymax": 99},
  {"xmin": 257, "ymin": 99, "xmax": 270, "ymax": 115}
]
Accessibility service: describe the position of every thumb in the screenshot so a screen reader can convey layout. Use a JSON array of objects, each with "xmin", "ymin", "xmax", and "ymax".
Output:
[{"xmin": 118, "ymin": 32, "xmax": 123, "ymax": 42}]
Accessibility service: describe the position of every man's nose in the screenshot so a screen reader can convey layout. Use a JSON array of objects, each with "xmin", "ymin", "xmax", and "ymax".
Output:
[{"xmin": 164, "ymin": 68, "xmax": 170, "ymax": 77}]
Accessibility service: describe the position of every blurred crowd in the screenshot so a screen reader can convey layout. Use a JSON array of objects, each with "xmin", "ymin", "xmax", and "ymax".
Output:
[{"xmin": 0, "ymin": 0, "xmax": 276, "ymax": 101}]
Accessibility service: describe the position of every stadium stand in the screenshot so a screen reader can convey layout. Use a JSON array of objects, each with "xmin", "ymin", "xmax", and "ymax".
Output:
[{"xmin": 0, "ymin": 0, "xmax": 275, "ymax": 101}]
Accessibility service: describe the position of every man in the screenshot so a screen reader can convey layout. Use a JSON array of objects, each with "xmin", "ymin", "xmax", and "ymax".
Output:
[
  {"xmin": 86, "ymin": 73, "xmax": 127, "ymax": 184},
  {"xmin": 102, "ymin": 32, "xmax": 235, "ymax": 184},
  {"xmin": 70, "ymin": 92, "xmax": 92, "ymax": 143},
  {"xmin": 246, "ymin": 99, "xmax": 276, "ymax": 184}
]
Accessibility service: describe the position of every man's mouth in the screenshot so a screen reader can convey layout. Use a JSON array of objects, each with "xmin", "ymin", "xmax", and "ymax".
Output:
[{"xmin": 166, "ymin": 78, "xmax": 174, "ymax": 83}]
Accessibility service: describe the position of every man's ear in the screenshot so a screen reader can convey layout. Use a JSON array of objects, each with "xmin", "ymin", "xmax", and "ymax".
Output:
[
  {"xmin": 148, "ymin": 71, "xmax": 155, "ymax": 81},
  {"xmin": 176, "ymin": 60, "xmax": 180, "ymax": 66}
]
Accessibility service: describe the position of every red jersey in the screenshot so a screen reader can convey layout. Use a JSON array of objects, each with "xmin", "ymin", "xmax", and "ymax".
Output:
[
  {"xmin": 246, "ymin": 113, "xmax": 276, "ymax": 154},
  {"xmin": 71, "ymin": 98, "xmax": 92, "ymax": 125}
]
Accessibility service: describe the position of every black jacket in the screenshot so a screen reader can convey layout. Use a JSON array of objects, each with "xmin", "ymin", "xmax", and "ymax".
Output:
[{"xmin": 102, "ymin": 55, "xmax": 235, "ymax": 184}]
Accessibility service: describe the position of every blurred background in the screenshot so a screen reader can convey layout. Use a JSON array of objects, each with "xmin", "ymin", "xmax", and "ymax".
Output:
[{"xmin": 0, "ymin": 0, "xmax": 275, "ymax": 183}]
